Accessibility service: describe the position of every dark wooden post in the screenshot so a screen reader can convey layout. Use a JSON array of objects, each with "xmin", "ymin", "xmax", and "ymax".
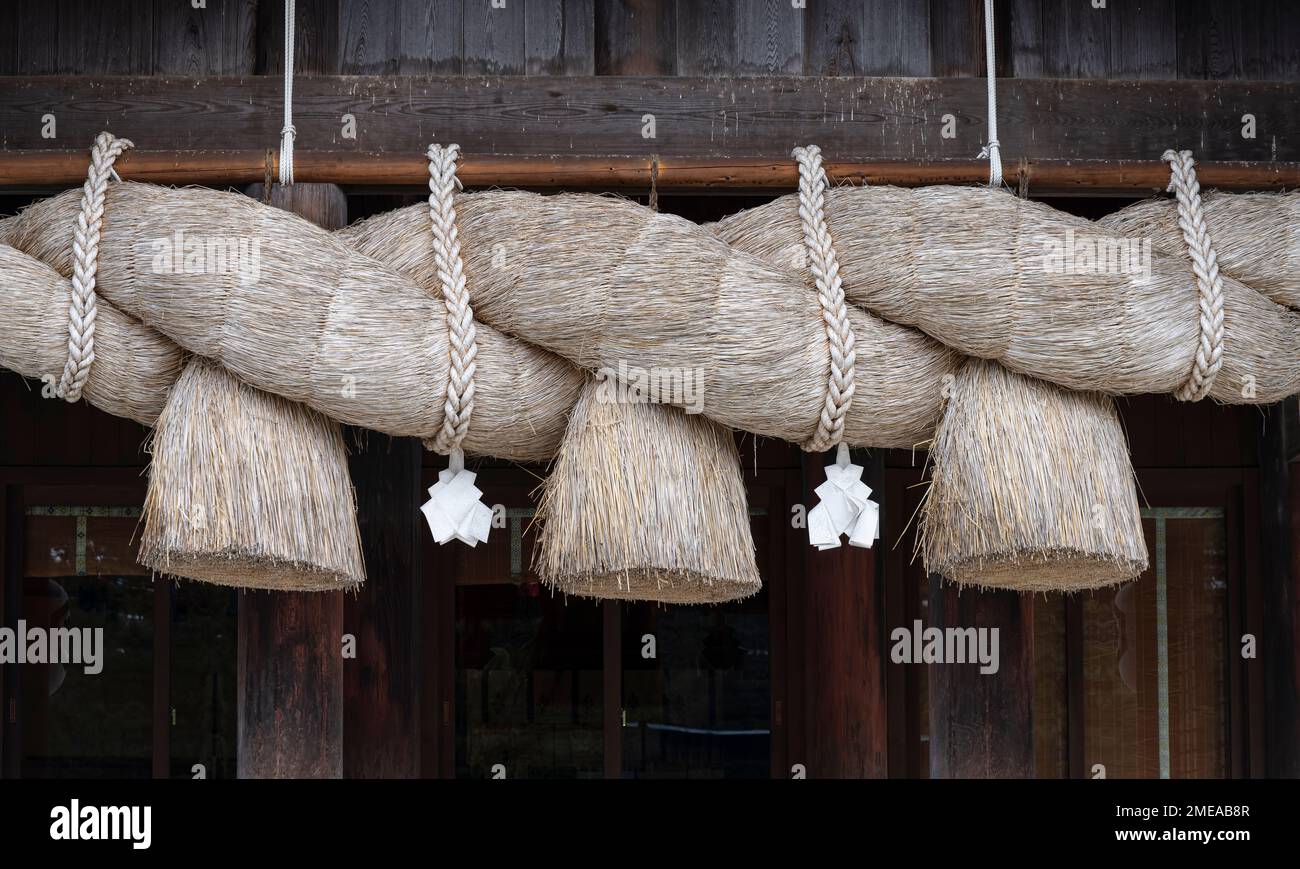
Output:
[
  {"xmin": 928, "ymin": 581, "xmax": 1036, "ymax": 779},
  {"xmin": 236, "ymin": 183, "xmax": 347, "ymax": 779},
  {"xmin": 1260, "ymin": 400, "xmax": 1298, "ymax": 777},
  {"xmin": 343, "ymin": 433, "xmax": 422, "ymax": 778},
  {"xmin": 796, "ymin": 449, "xmax": 888, "ymax": 778}
]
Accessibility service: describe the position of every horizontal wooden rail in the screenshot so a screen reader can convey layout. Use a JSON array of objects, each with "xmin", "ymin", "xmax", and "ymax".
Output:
[{"xmin": 2, "ymin": 150, "xmax": 1298, "ymax": 194}]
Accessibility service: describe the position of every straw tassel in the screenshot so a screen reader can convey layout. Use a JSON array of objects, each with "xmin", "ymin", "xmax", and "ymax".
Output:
[{"xmin": 807, "ymin": 443, "xmax": 880, "ymax": 550}]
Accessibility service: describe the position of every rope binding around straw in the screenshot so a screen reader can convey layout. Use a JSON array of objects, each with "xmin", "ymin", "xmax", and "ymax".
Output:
[
  {"xmin": 56, "ymin": 131, "xmax": 134, "ymax": 404},
  {"xmin": 420, "ymin": 142, "xmax": 492, "ymax": 548},
  {"xmin": 1162, "ymin": 148, "xmax": 1226, "ymax": 403}
]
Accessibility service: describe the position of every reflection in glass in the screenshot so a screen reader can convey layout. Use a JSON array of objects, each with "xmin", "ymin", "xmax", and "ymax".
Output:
[
  {"xmin": 21, "ymin": 511, "xmax": 152, "ymax": 778},
  {"xmin": 622, "ymin": 591, "xmax": 771, "ymax": 779},
  {"xmin": 456, "ymin": 583, "xmax": 603, "ymax": 778}
]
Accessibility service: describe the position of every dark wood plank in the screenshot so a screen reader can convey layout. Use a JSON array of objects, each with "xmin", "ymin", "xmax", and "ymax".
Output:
[
  {"xmin": 1260, "ymin": 402, "xmax": 1299, "ymax": 776},
  {"xmin": 594, "ymin": 0, "xmax": 675, "ymax": 75},
  {"xmin": 343, "ymin": 432, "xmax": 422, "ymax": 778},
  {"xmin": 796, "ymin": 449, "xmax": 888, "ymax": 777},
  {"xmin": 1109, "ymin": 0, "xmax": 1176, "ymax": 80},
  {"xmin": 734, "ymin": 0, "xmax": 801, "ymax": 75},
  {"xmin": 464, "ymin": 0, "xmax": 526, "ymax": 74},
  {"xmin": 676, "ymin": 0, "xmax": 736, "ymax": 76},
  {"xmin": 863, "ymin": 0, "xmax": 931, "ymax": 76},
  {"xmin": 1039, "ymin": 0, "xmax": 1109, "ymax": 79},
  {"xmin": 5, "ymin": 75, "xmax": 1297, "ymax": 163},
  {"xmin": 928, "ymin": 580, "xmax": 1035, "ymax": 778},
  {"xmin": 928, "ymin": 0, "xmax": 985, "ymax": 76},
  {"xmin": 1008, "ymin": 0, "xmax": 1044, "ymax": 78},
  {"xmin": 526, "ymin": 0, "xmax": 595, "ymax": 75},
  {"xmin": 54, "ymin": 0, "xmax": 154, "ymax": 75},
  {"xmin": 1178, "ymin": 0, "xmax": 1300, "ymax": 82},
  {"xmin": 804, "ymin": 0, "xmax": 864, "ymax": 76},
  {"xmin": 153, "ymin": 0, "xmax": 257, "ymax": 76},
  {"xmin": 256, "ymin": 0, "xmax": 341, "ymax": 75},
  {"xmin": 340, "ymin": 0, "xmax": 465, "ymax": 75}
]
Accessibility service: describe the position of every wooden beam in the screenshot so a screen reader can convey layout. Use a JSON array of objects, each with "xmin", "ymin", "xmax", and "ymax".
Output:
[
  {"xmin": 1260, "ymin": 401, "xmax": 1299, "ymax": 777},
  {"xmin": 1, "ymin": 75, "xmax": 1295, "ymax": 165},
  {"xmin": 797, "ymin": 449, "xmax": 888, "ymax": 778},
  {"xmin": 2, "ymin": 149, "xmax": 1297, "ymax": 194},
  {"xmin": 235, "ymin": 182, "xmax": 347, "ymax": 780},
  {"xmin": 342, "ymin": 431, "xmax": 422, "ymax": 779},
  {"xmin": 928, "ymin": 580, "xmax": 1035, "ymax": 779}
]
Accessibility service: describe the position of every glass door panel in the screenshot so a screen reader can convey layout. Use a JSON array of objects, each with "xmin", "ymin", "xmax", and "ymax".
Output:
[
  {"xmin": 1081, "ymin": 509, "xmax": 1229, "ymax": 778},
  {"xmin": 455, "ymin": 584, "xmax": 604, "ymax": 778},
  {"xmin": 20, "ymin": 506, "xmax": 153, "ymax": 778}
]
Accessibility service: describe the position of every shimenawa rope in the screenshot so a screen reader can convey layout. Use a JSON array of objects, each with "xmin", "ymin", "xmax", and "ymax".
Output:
[
  {"xmin": 57, "ymin": 131, "xmax": 133, "ymax": 403},
  {"xmin": 1163, "ymin": 148, "xmax": 1226, "ymax": 402},
  {"xmin": 792, "ymin": 145, "xmax": 857, "ymax": 454}
]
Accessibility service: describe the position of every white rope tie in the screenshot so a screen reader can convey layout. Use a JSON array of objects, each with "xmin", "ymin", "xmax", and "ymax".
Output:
[
  {"xmin": 278, "ymin": 0, "xmax": 296, "ymax": 185},
  {"xmin": 57, "ymin": 131, "xmax": 133, "ymax": 403},
  {"xmin": 426, "ymin": 143, "xmax": 478, "ymax": 457},
  {"xmin": 1163, "ymin": 149, "xmax": 1226, "ymax": 402},
  {"xmin": 792, "ymin": 145, "xmax": 856, "ymax": 454},
  {"xmin": 977, "ymin": 0, "xmax": 1003, "ymax": 188}
]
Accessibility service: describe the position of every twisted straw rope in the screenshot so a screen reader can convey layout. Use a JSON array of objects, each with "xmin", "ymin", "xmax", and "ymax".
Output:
[
  {"xmin": 1163, "ymin": 149, "xmax": 1226, "ymax": 402},
  {"xmin": 425, "ymin": 143, "xmax": 479, "ymax": 455},
  {"xmin": 57, "ymin": 131, "xmax": 133, "ymax": 403},
  {"xmin": 793, "ymin": 145, "xmax": 857, "ymax": 453}
]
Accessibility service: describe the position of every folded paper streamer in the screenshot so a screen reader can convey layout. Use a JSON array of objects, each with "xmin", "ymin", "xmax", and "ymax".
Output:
[
  {"xmin": 808, "ymin": 443, "xmax": 880, "ymax": 550},
  {"xmin": 421, "ymin": 449, "xmax": 493, "ymax": 546}
]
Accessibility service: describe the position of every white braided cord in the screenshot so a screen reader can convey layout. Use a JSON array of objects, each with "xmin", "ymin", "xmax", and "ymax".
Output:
[
  {"xmin": 1162, "ymin": 149, "xmax": 1225, "ymax": 402},
  {"xmin": 426, "ymin": 144, "xmax": 479, "ymax": 456},
  {"xmin": 978, "ymin": 0, "xmax": 1003, "ymax": 188},
  {"xmin": 57, "ymin": 131, "xmax": 134, "ymax": 403},
  {"xmin": 278, "ymin": 0, "xmax": 296, "ymax": 185},
  {"xmin": 792, "ymin": 145, "xmax": 857, "ymax": 453}
]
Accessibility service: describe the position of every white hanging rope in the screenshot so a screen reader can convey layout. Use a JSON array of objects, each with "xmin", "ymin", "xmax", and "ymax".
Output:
[
  {"xmin": 425, "ymin": 143, "xmax": 478, "ymax": 457},
  {"xmin": 977, "ymin": 0, "xmax": 1003, "ymax": 188},
  {"xmin": 278, "ymin": 0, "xmax": 296, "ymax": 185},
  {"xmin": 57, "ymin": 131, "xmax": 133, "ymax": 403},
  {"xmin": 792, "ymin": 145, "xmax": 857, "ymax": 454},
  {"xmin": 1162, "ymin": 149, "xmax": 1226, "ymax": 402}
]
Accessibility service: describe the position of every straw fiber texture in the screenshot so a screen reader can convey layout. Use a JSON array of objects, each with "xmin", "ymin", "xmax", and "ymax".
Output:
[
  {"xmin": 535, "ymin": 378, "xmax": 760, "ymax": 604},
  {"xmin": 140, "ymin": 357, "xmax": 366, "ymax": 591},
  {"xmin": 919, "ymin": 359, "xmax": 1148, "ymax": 592},
  {"xmin": 0, "ymin": 241, "xmax": 182, "ymax": 425}
]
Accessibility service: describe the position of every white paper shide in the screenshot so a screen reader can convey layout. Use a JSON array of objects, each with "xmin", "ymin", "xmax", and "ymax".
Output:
[
  {"xmin": 808, "ymin": 443, "xmax": 880, "ymax": 550},
  {"xmin": 421, "ymin": 449, "xmax": 493, "ymax": 546}
]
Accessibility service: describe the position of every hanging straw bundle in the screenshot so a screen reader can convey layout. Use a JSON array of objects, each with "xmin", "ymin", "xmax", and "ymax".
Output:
[
  {"xmin": 919, "ymin": 359, "xmax": 1148, "ymax": 592},
  {"xmin": 535, "ymin": 378, "xmax": 760, "ymax": 604},
  {"xmin": 140, "ymin": 357, "xmax": 366, "ymax": 591}
]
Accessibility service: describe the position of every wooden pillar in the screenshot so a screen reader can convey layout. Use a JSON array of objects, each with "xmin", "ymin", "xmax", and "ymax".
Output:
[
  {"xmin": 928, "ymin": 581, "xmax": 1035, "ymax": 779},
  {"xmin": 796, "ymin": 449, "xmax": 887, "ymax": 778},
  {"xmin": 343, "ymin": 433, "xmax": 422, "ymax": 778},
  {"xmin": 236, "ymin": 182, "xmax": 347, "ymax": 779},
  {"xmin": 1261, "ymin": 400, "xmax": 1299, "ymax": 777}
]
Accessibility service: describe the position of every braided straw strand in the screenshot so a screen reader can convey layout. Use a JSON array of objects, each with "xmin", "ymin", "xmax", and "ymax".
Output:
[
  {"xmin": 792, "ymin": 145, "xmax": 857, "ymax": 453},
  {"xmin": 426, "ymin": 143, "xmax": 479, "ymax": 455},
  {"xmin": 57, "ymin": 131, "xmax": 134, "ymax": 403},
  {"xmin": 1162, "ymin": 149, "xmax": 1226, "ymax": 402}
]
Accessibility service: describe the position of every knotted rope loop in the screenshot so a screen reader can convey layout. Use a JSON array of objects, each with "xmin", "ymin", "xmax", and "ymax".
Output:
[
  {"xmin": 1162, "ymin": 148, "xmax": 1225, "ymax": 402},
  {"xmin": 792, "ymin": 145, "xmax": 857, "ymax": 454},
  {"xmin": 425, "ymin": 143, "xmax": 479, "ymax": 457},
  {"xmin": 278, "ymin": 0, "xmax": 296, "ymax": 185},
  {"xmin": 57, "ymin": 131, "xmax": 134, "ymax": 403},
  {"xmin": 977, "ymin": 0, "xmax": 1003, "ymax": 188}
]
